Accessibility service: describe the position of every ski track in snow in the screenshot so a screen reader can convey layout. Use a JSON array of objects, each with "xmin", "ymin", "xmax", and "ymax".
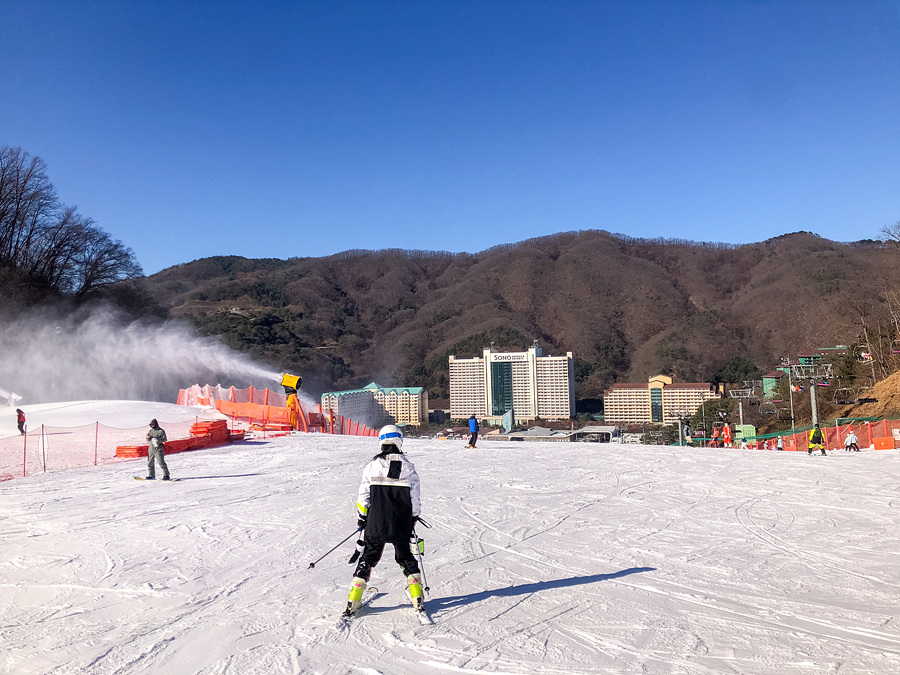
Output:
[{"xmin": 1, "ymin": 405, "xmax": 900, "ymax": 674}]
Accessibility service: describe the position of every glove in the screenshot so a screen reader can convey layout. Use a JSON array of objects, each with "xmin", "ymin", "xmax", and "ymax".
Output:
[
  {"xmin": 412, "ymin": 515, "xmax": 420, "ymax": 526},
  {"xmin": 357, "ymin": 515, "xmax": 367, "ymax": 529}
]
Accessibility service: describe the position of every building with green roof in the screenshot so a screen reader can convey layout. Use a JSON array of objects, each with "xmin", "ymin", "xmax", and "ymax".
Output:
[{"xmin": 321, "ymin": 382, "xmax": 428, "ymax": 427}]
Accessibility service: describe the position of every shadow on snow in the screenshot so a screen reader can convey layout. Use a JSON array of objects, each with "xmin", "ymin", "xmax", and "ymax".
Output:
[
  {"xmin": 176, "ymin": 473, "xmax": 262, "ymax": 480},
  {"xmin": 368, "ymin": 566, "xmax": 656, "ymax": 615}
]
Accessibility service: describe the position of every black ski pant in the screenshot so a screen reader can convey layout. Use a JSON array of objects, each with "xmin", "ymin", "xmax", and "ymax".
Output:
[
  {"xmin": 468, "ymin": 432, "xmax": 478, "ymax": 447},
  {"xmin": 353, "ymin": 537, "xmax": 419, "ymax": 581}
]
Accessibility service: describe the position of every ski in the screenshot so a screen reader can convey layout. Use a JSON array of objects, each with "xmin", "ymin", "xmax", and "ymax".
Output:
[
  {"xmin": 335, "ymin": 586, "xmax": 380, "ymax": 629},
  {"xmin": 405, "ymin": 588, "xmax": 434, "ymax": 625},
  {"xmin": 134, "ymin": 477, "xmax": 181, "ymax": 481}
]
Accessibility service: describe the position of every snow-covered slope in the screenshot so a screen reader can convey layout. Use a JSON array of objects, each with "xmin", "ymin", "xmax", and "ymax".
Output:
[
  {"xmin": 0, "ymin": 400, "xmax": 223, "ymax": 438},
  {"xmin": 1, "ymin": 402, "xmax": 899, "ymax": 674}
]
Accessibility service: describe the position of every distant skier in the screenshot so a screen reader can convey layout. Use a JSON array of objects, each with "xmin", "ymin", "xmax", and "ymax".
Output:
[
  {"xmin": 808, "ymin": 424, "xmax": 827, "ymax": 455},
  {"xmin": 145, "ymin": 419, "xmax": 171, "ymax": 480},
  {"xmin": 16, "ymin": 408, "xmax": 25, "ymax": 435},
  {"xmin": 344, "ymin": 424, "xmax": 424, "ymax": 619},
  {"xmin": 710, "ymin": 426, "xmax": 720, "ymax": 448},
  {"xmin": 776, "ymin": 435, "xmax": 784, "ymax": 451},
  {"xmin": 844, "ymin": 430, "xmax": 859, "ymax": 452},
  {"xmin": 467, "ymin": 414, "xmax": 479, "ymax": 448}
]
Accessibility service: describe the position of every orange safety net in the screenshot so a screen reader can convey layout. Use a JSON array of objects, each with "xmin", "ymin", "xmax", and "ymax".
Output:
[
  {"xmin": 747, "ymin": 419, "xmax": 900, "ymax": 451},
  {"xmin": 0, "ymin": 419, "xmax": 201, "ymax": 482},
  {"xmin": 177, "ymin": 384, "xmax": 377, "ymax": 438}
]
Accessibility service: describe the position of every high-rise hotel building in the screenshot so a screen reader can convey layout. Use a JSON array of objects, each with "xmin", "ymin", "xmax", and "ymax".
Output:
[
  {"xmin": 449, "ymin": 343, "xmax": 575, "ymax": 421},
  {"xmin": 603, "ymin": 374, "xmax": 718, "ymax": 425}
]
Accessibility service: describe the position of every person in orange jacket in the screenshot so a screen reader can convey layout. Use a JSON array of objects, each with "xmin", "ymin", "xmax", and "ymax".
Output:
[
  {"xmin": 710, "ymin": 426, "xmax": 720, "ymax": 448},
  {"xmin": 722, "ymin": 424, "xmax": 732, "ymax": 448}
]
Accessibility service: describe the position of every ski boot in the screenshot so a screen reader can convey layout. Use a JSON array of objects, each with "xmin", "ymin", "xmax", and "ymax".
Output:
[
  {"xmin": 407, "ymin": 574, "xmax": 424, "ymax": 611},
  {"xmin": 343, "ymin": 576, "xmax": 367, "ymax": 618}
]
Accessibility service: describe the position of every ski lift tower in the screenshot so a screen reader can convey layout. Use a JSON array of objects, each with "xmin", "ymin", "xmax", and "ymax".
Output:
[
  {"xmin": 790, "ymin": 362, "xmax": 833, "ymax": 427},
  {"xmin": 728, "ymin": 387, "xmax": 752, "ymax": 426},
  {"xmin": 780, "ymin": 358, "xmax": 797, "ymax": 439}
]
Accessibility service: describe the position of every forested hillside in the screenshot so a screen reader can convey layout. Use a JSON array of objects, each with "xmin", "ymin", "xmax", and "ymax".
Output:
[{"xmin": 144, "ymin": 230, "xmax": 900, "ymax": 406}]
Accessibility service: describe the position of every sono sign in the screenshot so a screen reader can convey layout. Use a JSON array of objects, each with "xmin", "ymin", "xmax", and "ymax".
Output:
[{"xmin": 490, "ymin": 352, "xmax": 528, "ymax": 363}]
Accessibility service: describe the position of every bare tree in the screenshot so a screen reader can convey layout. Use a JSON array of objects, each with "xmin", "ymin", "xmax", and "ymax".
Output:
[
  {"xmin": 0, "ymin": 147, "xmax": 56, "ymax": 264},
  {"xmin": 0, "ymin": 146, "xmax": 142, "ymax": 298},
  {"xmin": 846, "ymin": 297, "xmax": 888, "ymax": 380},
  {"xmin": 74, "ymin": 227, "xmax": 142, "ymax": 297},
  {"xmin": 881, "ymin": 219, "xmax": 900, "ymax": 248}
]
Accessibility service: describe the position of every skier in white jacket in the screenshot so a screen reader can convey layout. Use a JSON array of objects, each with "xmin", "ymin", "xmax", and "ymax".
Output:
[{"xmin": 344, "ymin": 425, "xmax": 424, "ymax": 618}]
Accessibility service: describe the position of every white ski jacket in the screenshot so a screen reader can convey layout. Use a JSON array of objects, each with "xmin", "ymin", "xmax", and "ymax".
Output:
[{"xmin": 356, "ymin": 451, "xmax": 421, "ymax": 541}]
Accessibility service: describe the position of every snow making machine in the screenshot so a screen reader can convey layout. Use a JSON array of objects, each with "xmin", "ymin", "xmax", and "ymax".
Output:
[
  {"xmin": 280, "ymin": 373, "xmax": 305, "ymax": 430},
  {"xmin": 281, "ymin": 373, "xmax": 302, "ymax": 396}
]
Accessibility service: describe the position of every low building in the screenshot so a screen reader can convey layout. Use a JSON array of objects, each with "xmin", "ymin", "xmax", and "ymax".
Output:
[
  {"xmin": 487, "ymin": 424, "xmax": 617, "ymax": 443},
  {"xmin": 761, "ymin": 370, "xmax": 786, "ymax": 399},
  {"xmin": 603, "ymin": 374, "xmax": 718, "ymax": 425},
  {"xmin": 798, "ymin": 346, "xmax": 848, "ymax": 365},
  {"xmin": 321, "ymin": 382, "xmax": 428, "ymax": 427}
]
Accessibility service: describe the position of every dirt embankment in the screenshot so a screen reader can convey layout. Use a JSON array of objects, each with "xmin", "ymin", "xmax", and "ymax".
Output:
[{"xmin": 842, "ymin": 370, "xmax": 900, "ymax": 419}]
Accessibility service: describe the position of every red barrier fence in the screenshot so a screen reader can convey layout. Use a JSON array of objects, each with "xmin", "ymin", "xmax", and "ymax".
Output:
[
  {"xmin": 746, "ymin": 419, "xmax": 900, "ymax": 451},
  {"xmin": 177, "ymin": 384, "xmax": 378, "ymax": 438},
  {"xmin": 115, "ymin": 420, "xmax": 243, "ymax": 458}
]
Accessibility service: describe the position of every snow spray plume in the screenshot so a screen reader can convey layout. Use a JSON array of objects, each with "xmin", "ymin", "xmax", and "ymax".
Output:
[{"xmin": 0, "ymin": 305, "xmax": 284, "ymax": 404}]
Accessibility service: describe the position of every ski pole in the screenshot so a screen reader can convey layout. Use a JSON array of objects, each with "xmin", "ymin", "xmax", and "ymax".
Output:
[
  {"xmin": 414, "ymin": 530, "xmax": 430, "ymax": 593},
  {"xmin": 308, "ymin": 528, "xmax": 361, "ymax": 569}
]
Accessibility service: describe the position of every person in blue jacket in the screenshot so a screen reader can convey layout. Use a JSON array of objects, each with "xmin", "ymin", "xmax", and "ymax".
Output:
[{"xmin": 467, "ymin": 414, "xmax": 479, "ymax": 448}]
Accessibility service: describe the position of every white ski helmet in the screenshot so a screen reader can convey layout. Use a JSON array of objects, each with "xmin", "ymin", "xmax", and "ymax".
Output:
[{"xmin": 378, "ymin": 424, "xmax": 403, "ymax": 451}]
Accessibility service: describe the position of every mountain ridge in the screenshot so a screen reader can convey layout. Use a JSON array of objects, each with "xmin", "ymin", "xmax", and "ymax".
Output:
[{"xmin": 144, "ymin": 230, "xmax": 899, "ymax": 408}]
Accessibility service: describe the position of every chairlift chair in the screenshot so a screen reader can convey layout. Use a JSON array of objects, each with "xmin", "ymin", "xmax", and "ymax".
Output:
[
  {"xmin": 854, "ymin": 345, "xmax": 875, "ymax": 363},
  {"xmin": 776, "ymin": 408, "xmax": 793, "ymax": 421},
  {"xmin": 833, "ymin": 388, "xmax": 856, "ymax": 405},
  {"xmin": 760, "ymin": 402, "xmax": 776, "ymax": 415},
  {"xmin": 856, "ymin": 386, "xmax": 878, "ymax": 405}
]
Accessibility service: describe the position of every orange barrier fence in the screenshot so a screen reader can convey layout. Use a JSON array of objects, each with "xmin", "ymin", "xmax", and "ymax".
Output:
[
  {"xmin": 745, "ymin": 419, "xmax": 900, "ymax": 451},
  {"xmin": 177, "ymin": 384, "xmax": 378, "ymax": 438},
  {"xmin": 115, "ymin": 420, "xmax": 243, "ymax": 458}
]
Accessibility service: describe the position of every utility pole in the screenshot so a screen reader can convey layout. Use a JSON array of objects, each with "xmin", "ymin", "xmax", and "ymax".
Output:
[
  {"xmin": 787, "ymin": 363, "xmax": 797, "ymax": 438},
  {"xmin": 810, "ymin": 379, "xmax": 819, "ymax": 427}
]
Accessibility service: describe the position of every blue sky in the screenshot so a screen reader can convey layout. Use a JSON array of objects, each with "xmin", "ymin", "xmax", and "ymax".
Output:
[{"xmin": 2, "ymin": 0, "xmax": 898, "ymax": 275}]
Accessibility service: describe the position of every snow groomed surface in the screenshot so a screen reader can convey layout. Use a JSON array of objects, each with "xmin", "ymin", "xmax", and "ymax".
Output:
[{"xmin": 1, "ymin": 402, "xmax": 899, "ymax": 674}]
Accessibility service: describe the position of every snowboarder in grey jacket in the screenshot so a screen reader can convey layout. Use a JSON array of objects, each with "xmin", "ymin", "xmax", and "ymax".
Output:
[
  {"xmin": 145, "ymin": 419, "xmax": 170, "ymax": 480},
  {"xmin": 344, "ymin": 424, "xmax": 423, "ymax": 617}
]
